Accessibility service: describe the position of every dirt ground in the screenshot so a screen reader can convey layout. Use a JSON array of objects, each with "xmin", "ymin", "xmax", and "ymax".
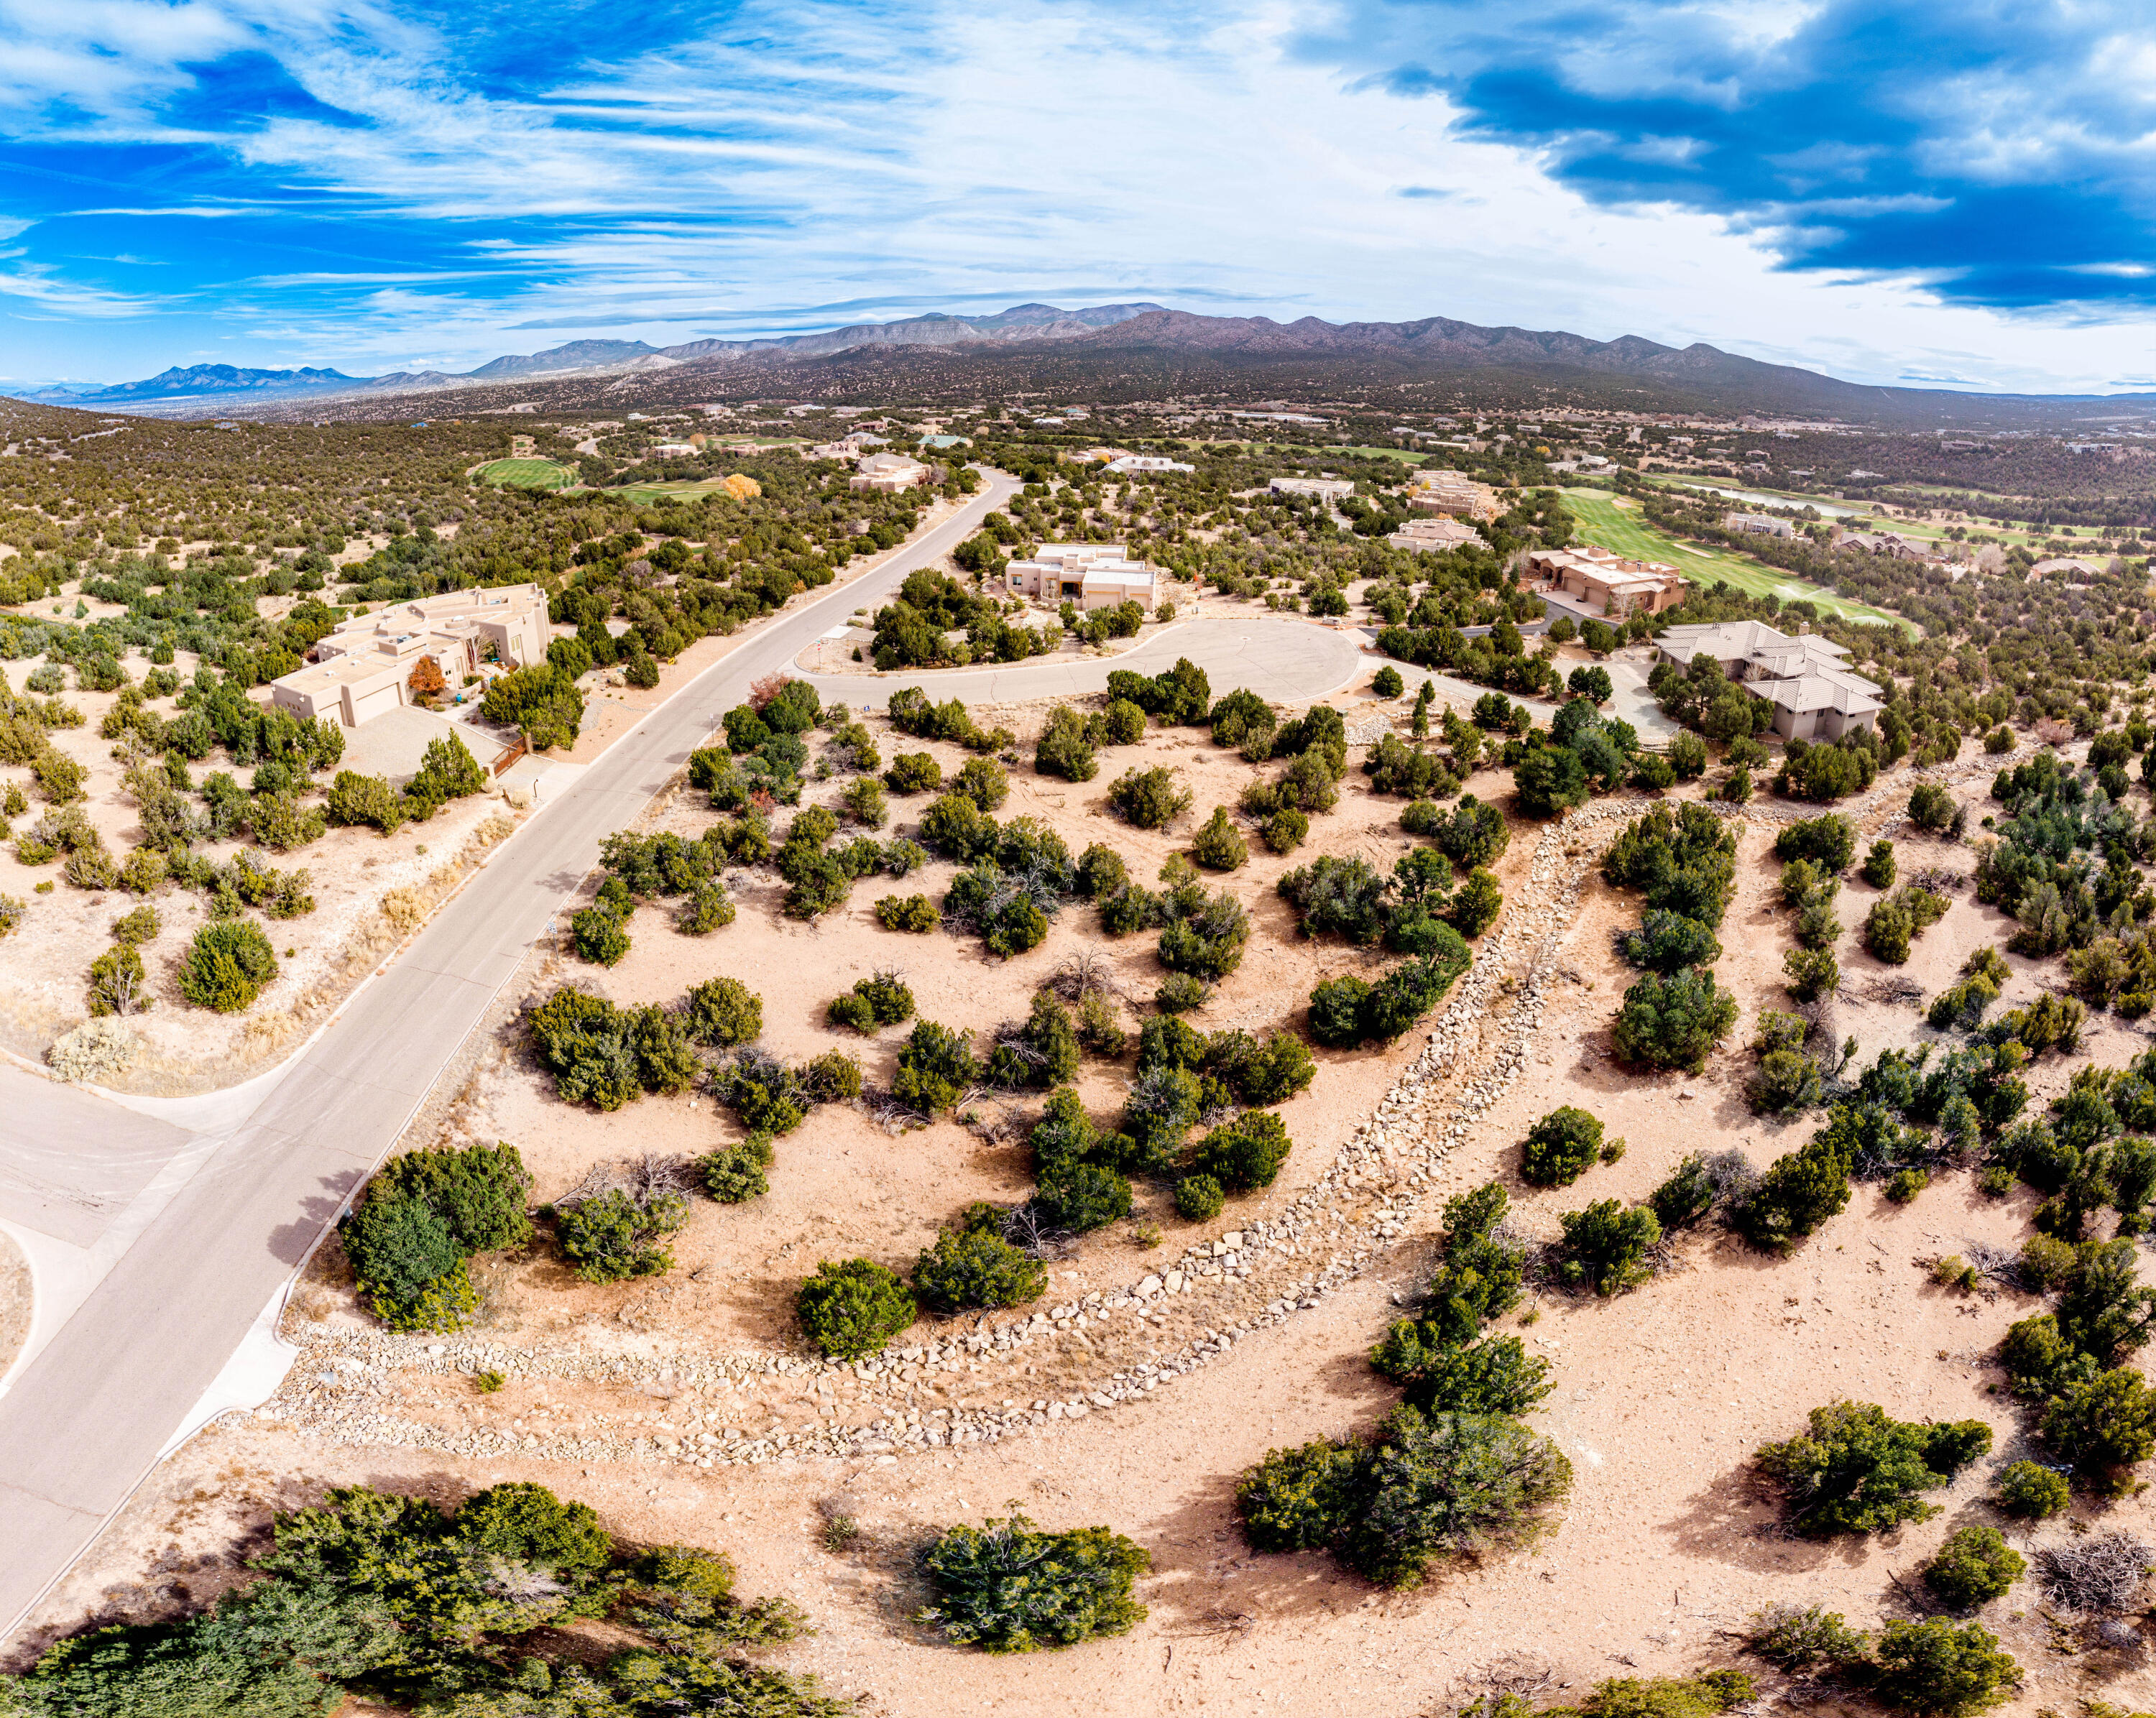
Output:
[
  {"xmin": 24, "ymin": 716, "xmax": 2156, "ymax": 1716},
  {"xmin": 0, "ymin": 502, "xmax": 971, "ymax": 1090}
]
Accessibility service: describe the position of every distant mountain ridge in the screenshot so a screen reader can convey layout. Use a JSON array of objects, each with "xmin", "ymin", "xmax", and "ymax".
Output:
[
  {"xmin": 19, "ymin": 303, "xmax": 1169, "ymax": 408},
  {"xmin": 17, "ymin": 300, "xmax": 2152, "ymax": 424}
]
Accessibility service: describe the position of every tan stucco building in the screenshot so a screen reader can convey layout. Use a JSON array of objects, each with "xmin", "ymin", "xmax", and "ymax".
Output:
[
  {"xmin": 1004, "ymin": 543, "xmax": 1159, "ymax": 611},
  {"xmin": 270, "ymin": 584, "xmax": 550, "ymax": 729}
]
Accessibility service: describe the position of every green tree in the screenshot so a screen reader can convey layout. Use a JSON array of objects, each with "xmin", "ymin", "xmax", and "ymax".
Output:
[
  {"xmin": 1755, "ymin": 1400, "xmax": 1992, "ymax": 1534},
  {"xmin": 797, "ymin": 1258, "xmax": 916, "ymax": 1359},
  {"xmin": 916, "ymin": 1515, "xmax": 1149, "ymax": 1653}
]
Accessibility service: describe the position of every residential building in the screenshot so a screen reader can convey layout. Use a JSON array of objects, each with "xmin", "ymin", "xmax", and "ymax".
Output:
[
  {"xmin": 1524, "ymin": 544, "xmax": 1689, "ymax": 616},
  {"xmin": 1004, "ymin": 543, "xmax": 1158, "ymax": 611},
  {"xmin": 270, "ymin": 584, "xmax": 550, "ymax": 729},
  {"xmin": 1841, "ymin": 530, "xmax": 1940, "ymax": 563},
  {"xmin": 653, "ymin": 441, "xmax": 698, "ymax": 457},
  {"xmin": 1727, "ymin": 512, "xmax": 1795, "ymax": 538},
  {"xmin": 1655, "ymin": 618, "xmax": 1882, "ymax": 742},
  {"xmin": 1387, "ymin": 517, "xmax": 1482, "ymax": 553},
  {"xmin": 849, "ymin": 452, "xmax": 932, "ymax": 493},
  {"xmin": 1405, "ymin": 469, "xmax": 1501, "ymax": 522},
  {"xmin": 1107, "ymin": 455, "xmax": 1194, "ymax": 474},
  {"xmin": 2032, "ymin": 555, "xmax": 2106, "ymax": 579},
  {"xmin": 1269, "ymin": 476, "xmax": 1356, "ymax": 503}
]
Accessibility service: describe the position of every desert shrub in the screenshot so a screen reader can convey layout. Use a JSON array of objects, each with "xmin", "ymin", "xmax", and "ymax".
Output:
[
  {"xmin": 914, "ymin": 1207, "xmax": 1047, "ymax": 1313},
  {"xmin": 1863, "ymin": 838, "xmax": 1898, "ymax": 888},
  {"xmin": 2040, "ymin": 1367, "xmax": 2156, "ymax": 1481},
  {"xmin": 1449, "ymin": 868, "xmax": 1503, "ymax": 938},
  {"xmin": 555, "ymin": 1186, "xmax": 689, "ymax": 1282},
  {"xmin": 1023, "ymin": 1092, "xmax": 1096, "ymax": 1175},
  {"xmin": 341, "ymin": 1176, "xmax": 489, "ymax": 1334},
  {"xmin": 1155, "ymin": 971, "xmax": 1209, "ymax": 1015},
  {"xmin": 1247, "ymin": 803, "xmax": 1304, "ymax": 853},
  {"xmin": 1158, "ymin": 888, "xmax": 1251, "ymax": 980},
  {"xmin": 1174, "ymin": 1174, "xmax": 1225, "ymax": 1221},
  {"xmin": 797, "ymin": 1258, "xmax": 916, "ymax": 1359},
  {"xmin": 1774, "ymin": 814, "xmax": 1858, "ymax": 872},
  {"xmin": 1236, "ymin": 1406, "xmax": 1572, "ymax": 1588},
  {"xmin": 1869, "ymin": 1619, "xmax": 2020, "ymax": 1718},
  {"xmin": 85, "ymin": 943, "xmax": 149, "ymax": 1017},
  {"xmin": 1036, "ymin": 1160, "xmax": 1133, "ymax": 1232},
  {"xmin": 1620, "ymin": 910, "xmax": 1722, "ymax": 974},
  {"xmin": 1373, "ymin": 1331, "xmax": 1552, "ymax": 1418},
  {"xmin": 1308, "ymin": 975, "xmax": 1373, "ymax": 1047},
  {"xmin": 176, "ymin": 920, "xmax": 278, "ymax": 1012},
  {"xmin": 683, "ymin": 976, "xmax": 762, "ymax": 1047},
  {"xmin": 1548, "ymin": 1674, "xmax": 1756, "ymax": 1718},
  {"xmin": 1521, "ymin": 1106, "xmax": 1604, "ymax": 1186},
  {"xmin": 1210, "ymin": 687, "xmax": 1277, "ymax": 754},
  {"xmin": 1611, "ymin": 969, "xmax": 1738, "ymax": 1072},
  {"xmin": 1189, "ymin": 1110, "xmax": 1292, "ymax": 1192},
  {"xmin": 1189, "ymin": 806, "xmax": 1248, "ymax": 870},
  {"xmin": 1909, "ymin": 782, "xmax": 1958, "ymax": 831},
  {"xmin": 1108, "ymin": 765, "xmax": 1193, "ymax": 828},
  {"xmin": 1074, "ymin": 842, "xmax": 1128, "ymax": 899},
  {"xmin": 986, "ymin": 994, "xmax": 1082, "ymax": 1089},
  {"xmin": 952, "ymin": 754, "xmax": 1010, "ymax": 813},
  {"xmin": 876, "ymin": 892, "xmax": 941, "ymax": 932},
  {"xmin": 1556, "ymin": 1200, "xmax": 1661, "ymax": 1296},
  {"xmin": 915, "ymin": 1514, "xmax": 1149, "ymax": 1653},
  {"xmin": 1755, "ymin": 1399, "xmax": 1992, "ymax": 1534},
  {"xmin": 571, "ymin": 905, "xmax": 631, "ymax": 965},
  {"xmin": 697, "ymin": 1134, "xmax": 775, "ymax": 1203},
  {"xmin": 1746, "ymin": 1602, "xmax": 1869, "ymax": 1670},
  {"xmin": 1234, "ymin": 1030, "xmax": 1316, "ymax": 1105},
  {"xmin": 1993, "ymin": 1459, "xmax": 2070, "ymax": 1518},
  {"xmin": 1372, "ymin": 665, "xmax": 1404, "ymax": 697},
  {"xmin": 528, "ymin": 989, "xmax": 697, "ymax": 1110},
  {"xmin": 1033, "ymin": 706, "xmax": 1098, "ymax": 781},
  {"xmin": 325, "ymin": 769, "xmax": 406, "ymax": 834},
  {"xmin": 110, "ymin": 903, "xmax": 159, "ymax": 944},
  {"xmin": 893, "ymin": 1020, "xmax": 980, "ymax": 1112},
  {"xmin": 840, "ymin": 776, "xmax": 887, "ymax": 826},
  {"xmin": 676, "ymin": 881, "xmax": 737, "ymax": 933},
  {"xmin": 1734, "ymin": 1125, "xmax": 1855, "ymax": 1250},
  {"xmin": 883, "ymin": 750, "xmax": 942, "ymax": 794},
  {"xmin": 1279, "ymin": 853, "xmax": 1391, "ymax": 945},
  {"xmin": 1666, "ymin": 731, "xmax": 1709, "ymax": 780},
  {"xmin": 1924, "ymin": 1525, "xmax": 2026, "ymax": 1610},
  {"xmin": 1783, "ymin": 946, "xmax": 1841, "ymax": 1003}
]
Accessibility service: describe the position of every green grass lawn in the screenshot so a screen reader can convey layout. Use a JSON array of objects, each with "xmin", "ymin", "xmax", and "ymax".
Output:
[
  {"xmin": 475, "ymin": 458, "xmax": 577, "ymax": 491},
  {"xmin": 1560, "ymin": 489, "xmax": 1908, "ymax": 629}
]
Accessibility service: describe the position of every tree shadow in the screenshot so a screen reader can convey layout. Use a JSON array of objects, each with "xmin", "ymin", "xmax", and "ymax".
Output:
[{"xmin": 1657, "ymin": 1459, "xmax": 1860, "ymax": 1576}]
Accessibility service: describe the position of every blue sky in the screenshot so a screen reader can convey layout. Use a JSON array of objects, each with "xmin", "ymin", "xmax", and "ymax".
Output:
[{"xmin": 4, "ymin": 0, "xmax": 2155, "ymax": 393}]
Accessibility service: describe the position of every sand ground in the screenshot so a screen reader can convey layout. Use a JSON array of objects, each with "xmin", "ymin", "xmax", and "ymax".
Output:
[{"xmin": 24, "ymin": 723, "xmax": 2156, "ymax": 1716}]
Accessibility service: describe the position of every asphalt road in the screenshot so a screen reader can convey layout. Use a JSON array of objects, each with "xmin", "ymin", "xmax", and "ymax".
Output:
[
  {"xmin": 0, "ymin": 476, "xmax": 1380, "ymax": 1638},
  {"xmin": 0, "ymin": 475, "xmax": 1023, "ymax": 1638}
]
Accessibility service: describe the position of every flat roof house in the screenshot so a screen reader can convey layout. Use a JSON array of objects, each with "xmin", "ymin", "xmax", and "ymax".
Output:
[
  {"xmin": 1405, "ymin": 469, "xmax": 1501, "ymax": 522},
  {"xmin": 1107, "ymin": 455, "xmax": 1194, "ymax": 474},
  {"xmin": 1656, "ymin": 618, "xmax": 1883, "ymax": 742},
  {"xmin": 270, "ymin": 583, "xmax": 550, "ymax": 729},
  {"xmin": 849, "ymin": 452, "xmax": 932, "ymax": 493},
  {"xmin": 1005, "ymin": 543, "xmax": 1159, "ymax": 611},
  {"xmin": 1387, "ymin": 517, "xmax": 1482, "ymax": 553},
  {"xmin": 1269, "ymin": 476, "xmax": 1356, "ymax": 503}
]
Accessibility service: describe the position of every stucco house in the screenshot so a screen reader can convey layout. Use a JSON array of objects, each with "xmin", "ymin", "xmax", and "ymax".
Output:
[
  {"xmin": 1524, "ymin": 544, "xmax": 1688, "ymax": 616},
  {"xmin": 1004, "ymin": 543, "xmax": 1158, "ymax": 611},
  {"xmin": 1656, "ymin": 618, "xmax": 1883, "ymax": 741},
  {"xmin": 270, "ymin": 584, "xmax": 550, "ymax": 729}
]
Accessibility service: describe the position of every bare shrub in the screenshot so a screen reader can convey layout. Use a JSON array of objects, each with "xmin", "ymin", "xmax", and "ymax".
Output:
[
  {"xmin": 1046, "ymin": 947, "xmax": 1125, "ymax": 1003},
  {"xmin": 2036, "ymin": 1532, "xmax": 2155, "ymax": 1614}
]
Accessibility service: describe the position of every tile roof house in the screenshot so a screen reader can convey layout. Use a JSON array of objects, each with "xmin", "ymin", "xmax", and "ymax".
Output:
[
  {"xmin": 1656, "ymin": 619, "xmax": 1884, "ymax": 742},
  {"xmin": 1405, "ymin": 469, "xmax": 1502, "ymax": 522}
]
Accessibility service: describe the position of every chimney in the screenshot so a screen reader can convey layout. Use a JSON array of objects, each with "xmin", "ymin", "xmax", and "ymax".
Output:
[{"xmin": 1797, "ymin": 621, "xmax": 1810, "ymax": 635}]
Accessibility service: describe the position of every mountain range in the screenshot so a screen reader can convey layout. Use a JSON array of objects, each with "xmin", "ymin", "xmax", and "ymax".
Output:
[{"xmin": 17, "ymin": 301, "xmax": 2154, "ymax": 426}]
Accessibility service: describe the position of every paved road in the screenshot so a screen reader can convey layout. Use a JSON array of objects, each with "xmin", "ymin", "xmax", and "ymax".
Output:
[
  {"xmin": 801, "ymin": 615, "xmax": 1368, "ymax": 707},
  {"xmin": 0, "ymin": 477, "xmax": 1383, "ymax": 1639},
  {"xmin": 0, "ymin": 475, "xmax": 1028, "ymax": 1638}
]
